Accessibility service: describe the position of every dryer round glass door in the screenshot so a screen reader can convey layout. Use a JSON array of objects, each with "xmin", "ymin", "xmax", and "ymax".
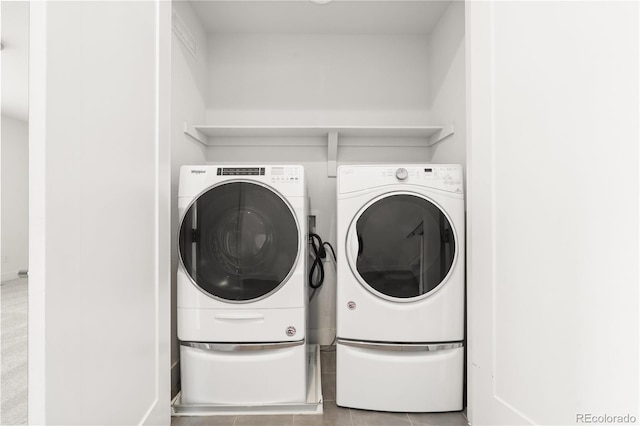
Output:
[
  {"xmin": 348, "ymin": 193, "xmax": 457, "ymax": 300},
  {"xmin": 178, "ymin": 182, "xmax": 299, "ymax": 302}
]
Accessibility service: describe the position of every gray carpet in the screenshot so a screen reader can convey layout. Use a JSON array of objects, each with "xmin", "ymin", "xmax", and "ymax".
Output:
[{"xmin": 1, "ymin": 277, "xmax": 28, "ymax": 425}]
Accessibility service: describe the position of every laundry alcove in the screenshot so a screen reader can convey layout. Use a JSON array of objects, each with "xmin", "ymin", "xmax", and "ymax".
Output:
[{"xmin": 169, "ymin": 0, "xmax": 467, "ymax": 415}]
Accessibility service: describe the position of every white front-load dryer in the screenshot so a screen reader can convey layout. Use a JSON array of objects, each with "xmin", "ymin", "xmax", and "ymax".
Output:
[
  {"xmin": 177, "ymin": 165, "xmax": 308, "ymax": 405},
  {"xmin": 336, "ymin": 164, "xmax": 465, "ymax": 413}
]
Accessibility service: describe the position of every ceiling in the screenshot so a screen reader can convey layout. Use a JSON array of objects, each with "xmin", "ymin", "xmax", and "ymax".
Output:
[
  {"xmin": 190, "ymin": 0, "xmax": 451, "ymax": 34},
  {"xmin": 1, "ymin": 1, "xmax": 29, "ymax": 122}
]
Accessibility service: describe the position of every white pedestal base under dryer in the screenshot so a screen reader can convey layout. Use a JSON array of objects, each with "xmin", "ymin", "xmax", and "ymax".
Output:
[
  {"xmin": 177, "ymin": 165, "xmax": 308, "ymax": 405},
  {"xmin": 336, "ymin": 341, "xmax": 463, "ymax": 412},
  {"xmin": 335, "ymin": 164, "xmax": 465, "ymax": 412}
]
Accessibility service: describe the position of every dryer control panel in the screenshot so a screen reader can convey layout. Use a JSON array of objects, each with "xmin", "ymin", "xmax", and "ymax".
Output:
[{"xmin": 338, "ymin": 164, "xmax": 463, "ymax": 194}]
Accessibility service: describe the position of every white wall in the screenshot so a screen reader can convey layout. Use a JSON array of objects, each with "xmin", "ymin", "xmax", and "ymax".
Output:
[
  {"xmin": 467, "ymin": 1, "xmax": 639, "ymax": 424},
  {"xmin": 206, "ymin": 33, "xmax": 432, "ymax": 126},
  {"xmin": 1, "ymin": 1, "xmax": 30, "ymax": 122},
  {"xmin": 428, "ymin": 1, "xmax": 466, "ymax": 168},
  {"xmin": 170, "ymin": 1, "xmax": 208, "ymax": 397},
  {"xmin": 1, "ymin": 115, "xmax": 29, "ymax": 282},
  {"xmin": 29, "ymin": 2, "xmax": 171, "ymax": 424}
]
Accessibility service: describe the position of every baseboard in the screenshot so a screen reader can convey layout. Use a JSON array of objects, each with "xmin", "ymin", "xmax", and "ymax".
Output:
[{"xmin": 171, "ymin": 360, "xmax": 180, "ymax": 399}]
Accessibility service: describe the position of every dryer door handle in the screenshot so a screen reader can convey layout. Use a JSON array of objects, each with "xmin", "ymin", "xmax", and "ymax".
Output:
[{"xmin": 349, "ymin": 230, "xmax": 360, "ymax": 262}]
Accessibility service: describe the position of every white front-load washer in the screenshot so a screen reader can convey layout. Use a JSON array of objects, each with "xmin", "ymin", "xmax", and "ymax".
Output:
[
  {"xmin": 336, "ymin": 164, "xmax": 464, "ymax": 413},
  {"xmin": 177, "ymin": 165, "xmax": 308, "ymax": 405}
]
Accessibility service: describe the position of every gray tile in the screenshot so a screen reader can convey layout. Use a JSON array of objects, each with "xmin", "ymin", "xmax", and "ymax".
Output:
[
  {"xmin": 408, "ymin": 411, "xmax": 468, "ymax": 426},
  {"xmin": 0, "ymin": 388, "xmax": 28, "ymax": 426},
  {"xmin": 320, "ymin": 349, "xmax": 336, "ymax": 373},
  {"xmin": 234, "ymin": 414, "xmax": 294, "ymax": 426},
  {"xmin": 1, "ymin": 277, "xmax": 28, "ymax": 425},
  {"xmin": 321, "ymin": 372, "xmax": 336, "ymax": 402},
  {"xmin": 171, "ymin": 415, "xmax": 236, "ymax": 426},
  {"xmin": 350, "ymin": 408, "xmax": 411, "ymax": 426},
  {"xmin": 294, "ymin": 401, "xmax": 351, "ymax": 426}
]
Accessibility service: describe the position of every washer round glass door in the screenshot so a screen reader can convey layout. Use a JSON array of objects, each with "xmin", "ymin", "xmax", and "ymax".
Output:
[
  {"xmin": 347, "ymin": 192, "xmax": 457, "ymax": 300},
  {"xmin": 179, "ymin": 182, "xmax": 299, "ymax": 302}
]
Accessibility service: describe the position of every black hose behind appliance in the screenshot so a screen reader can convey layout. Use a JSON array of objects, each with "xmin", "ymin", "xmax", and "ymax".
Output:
[{"xmin": 308, "ymin": 232, "xmax": 337, "ymax": 297}]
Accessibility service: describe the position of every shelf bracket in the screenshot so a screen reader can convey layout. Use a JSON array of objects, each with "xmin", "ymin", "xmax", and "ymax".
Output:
[
  {"xmin": 427, "ymin": 124, "xmax": 455, "ymax": 147},
  {"xmin": 327, "ymin": 131, "xmax": 338, "ymax": 177},
  {"xmin": 183, "ymin": 121, "xmax": 207, "ymax": 145}
]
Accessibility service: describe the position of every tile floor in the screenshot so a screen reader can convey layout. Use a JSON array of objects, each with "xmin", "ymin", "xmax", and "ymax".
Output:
[
  {"xmin": 0, "ymin": 277, "xmax": 29, "ymax": 426},
  {"xmin": 171, "ymin": 348, "xmax": 468, "ymax": 426}
]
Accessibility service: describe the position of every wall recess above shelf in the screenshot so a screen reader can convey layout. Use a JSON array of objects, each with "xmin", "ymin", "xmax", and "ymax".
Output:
[{"xmin": 183, "ymin": 122, "xmax": 455, "ymax": 177}]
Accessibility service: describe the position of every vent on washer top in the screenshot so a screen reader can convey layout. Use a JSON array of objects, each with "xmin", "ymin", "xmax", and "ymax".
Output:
[{"xmin": 217, "ymin": 167, "xmax": 266, "ymax": 176}]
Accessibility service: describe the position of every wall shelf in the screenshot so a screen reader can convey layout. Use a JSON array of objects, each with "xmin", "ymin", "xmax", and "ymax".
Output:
[{"xmin": 184, "ymin": 122, "xmax": 455, "ymax": 176}]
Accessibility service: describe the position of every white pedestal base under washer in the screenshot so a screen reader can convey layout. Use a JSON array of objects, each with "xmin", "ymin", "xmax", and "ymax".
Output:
[
  {"xmin": 177, "ymin": 165, "xmax": 308, "ymax": 405},
  {"xmin": 180, "ymin": 341, "xmax": 307, "ymax": 405},
  {"xmin": 336, "ymin": 164, "xmax": 464, "ymax": 412}
]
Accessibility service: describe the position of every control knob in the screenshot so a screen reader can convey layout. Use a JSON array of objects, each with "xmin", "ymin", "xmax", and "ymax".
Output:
[{"xmin": 395, "ymin": 168, "xmax": 408, "ymax": 181}]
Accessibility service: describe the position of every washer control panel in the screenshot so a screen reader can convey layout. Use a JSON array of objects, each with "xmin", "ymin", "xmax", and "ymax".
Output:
[
  {"xmin": 269, "ymin": 166, "xmax": 301, "ymax": 183},
  {"xmin": 179, "ymin": 165, "xmax": 305, "ymax": 198},
  {"xmin": 217, "ymin": 167, "xmax": 265, "ymax": 176}
]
